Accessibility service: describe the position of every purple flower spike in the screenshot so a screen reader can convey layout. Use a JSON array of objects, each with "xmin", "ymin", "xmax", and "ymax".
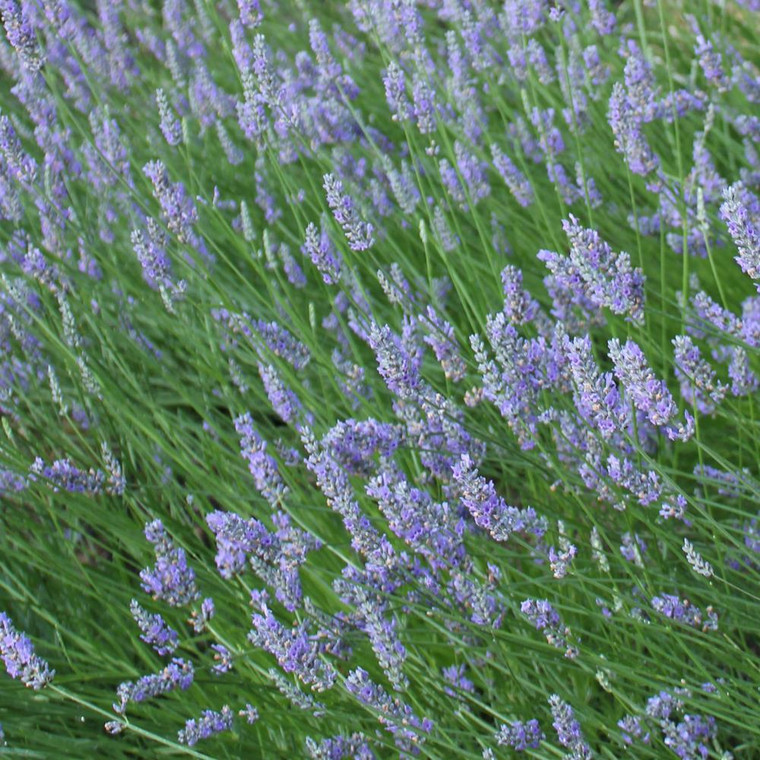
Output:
[
  {"xmin": 0, "ymin": 612, "xmax": 54, "ymax": 689},
  {"xmin": 608, "ymin": 339, "xmax": 693, "ymax": 441},
  {"xmin": 323, "ymin": 173, "xmax": 374, "ymax": 251},
  {"xmin": 178, "ymin": 705, "xmax": 234, "ymax": 746},
  {"xmin": 721, "ymin": 183, "xmax": 760, "ymax": 288},
  {"xmin": 538, "ymin": 216, "xmax": 645, "ymax": 323},
  {"xmin": 548, "ymin": 695, "xmax": 593, "ymax": 759},
  {"xmin": 139, "ymin": 520, "xmax": 200, "ymax": 607},
  {"xmin": 495, "ymin": 718, "xmax": 544, "ymax": 751}
]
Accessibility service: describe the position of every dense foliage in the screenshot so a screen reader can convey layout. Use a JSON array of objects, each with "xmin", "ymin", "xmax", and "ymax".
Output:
[{"xmin": 0, "ymin": 0, "xmax": 759, "ymax": 757}]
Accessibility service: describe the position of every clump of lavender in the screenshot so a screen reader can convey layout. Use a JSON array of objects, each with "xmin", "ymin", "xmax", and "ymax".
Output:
[
  {"xmin": 29, "ymin": 457, "xmax": 105, "ymax": 494},
  {"xmin": 303, "ymin": 217, "xmax": 343, "ymax": 284},
  {"xmin": 0, "ymin": 0, "xmax": 42, "ymax": 71},
  {"xmin": 0, "ymin": 612, "xmax": 54, "ymax": 689},
  {"xmin": 248, "ymin": 590, "xmax": 336, "ymax": 691}
]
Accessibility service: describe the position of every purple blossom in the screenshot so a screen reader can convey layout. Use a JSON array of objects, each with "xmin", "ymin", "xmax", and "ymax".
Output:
[
  {"xmin": 565, "ymin": 335, "xmax": 623, "ymax": 439},
  {"xmin": 608, "ymin": 339, "xmax": 693, "ymax": 441},
  {"xmin": 129, "ymin": 600, "xmax": 179, "ymax": 656},
  {"xmin": 538, "ymin": 216, "xmax": 645, "ymax": 323},
  {"xmin": 495, "ymin": 718, "xmax": 544, "ymax": 751},
  {"xmin": 155, "ymin": 89, "xmax": 181, "ymax": 145},
  {"xmin": 588, "ymin": 0, "xmax": 616, "ymax": 36},
  {"xmin": 178, "ymin": 705, "xmax": 234, "ymax": 746},
  {"xmin": 368, "ymin": 320, "xmax": 422, "ymax": 399},
  {"xmin": 521, "ymin": 599, "xmax": 578, "ymax": 658},
  {"xmin": 0, "ymin": 0, "xmax": 42, "ymax": 71},
  {"xmin": 249, "ymin": 590, "xmax": 335, "ymax": 691},
  {"xmin": 491, "ymin": 143, "xmax": 533, "ymax": 207},
  {"xmin": 695, "ymin": 35, "xmax": 729, "ymax": 91},
  {"xmin": 672, "ymin": 335, "xmax": 726, "ymax": 413},
  {"xmin": 189, "ymin": 597, "xmax": 215, "ymax": 634},
  {"xmin": 0, "ymin": 114, "xmax": 37, "ymax": 184},
  {"xmin": 453, "ymin": 454, "xmax": 545, "ymax": 541},
  {"xmin": 345, "ymin": 668, "xmax": 432, "ymax": 751},
  {"xmin": 411, "ymin": 74, "xmax": 437, "ymax": 135},
  {"xmin": 234, "ymin": 412, "xmax": 288, "ymax": 505},
  {"xmin": 608, "ymin": 83, "xmax": 659, "ymax": 176},
  {"xmin": 335, "ymin": 570, "xmax": 408, "ymax": 690},
  {"xmin": 320, "ymin": 418, "xmax": 404, "ymax": 476},
  {"xmin": 302, "ymin": 427, "xmax": 398, "ymax": 562},
  {"xmin": 211, "ymin": 643, "xmax": 233, "ymax": 674},
  {"xmin": 237, "ymin": 0, "xmax": 262, "ymax": 27},
  {"xmin": 113, "ymin": 658, "xmax": 194, "ymax": 715},
  {"xmin": 720, "ymin": 183, "xmax": 760, "ymax": 287},
  {"xmin": 29, "ymin": 457, "xmax": 104, "ymax": 494},
  {"xmin": 650, "ymin": 594, "xmax": 718, "ymax": 631},
  {"xmin": 143, "ymin": 160, "xmax": 210, "ymax": 263},
  {"xmin": 258, "ymin": 362, "xmax": 303, "ymax": 424},
  {"xmin": 206, "ymin": 510, "xmax": 318, "ymax": 610},
  {"xmin": 366, "ymin": 463, "xmax": 465, "ymax": 569},
  {"xmin": 548, "ymin": 695, "xmax": 593, "ymax": 759},
  {"xmin": 139, "ymin": 520, "xmax": 200, "ymax": 607},
  {"xmin": 0, "ymin": 612, "xmax": 54, "ymax": 689},
  {"xmin": 323, "ymin": 173, "xmax": 374, "ymax": 251},
  {"xmin": 441, "ymin": 664, "xmax": 474, "ymax": 696},
  {"xmin": 303, "ymin": 218, "xmax": 342, "ymax": 284},
  {"xmin": 305, "ymin": 733, "xmax": 376, "ymax": 759},
  {"xmin": 620, "ymin": 532, "xmax": 647, "ymax": 565},
  {"xmin": 500, "ymin": 266, "xmax": 542, "ymax": 325},
  {"xmin": 383, "ymin": 61, "xmax": 410, "ymax": 121}
]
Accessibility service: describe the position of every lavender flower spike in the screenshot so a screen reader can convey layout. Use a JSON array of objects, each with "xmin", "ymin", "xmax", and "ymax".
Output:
[
  {"xmin": 129, "ymin": 600, "xmax": 179, "ymax": 656},
  {"xmin": 720, "ymin": 183, "xmax": 760, "ymax": 287},
  {"xmin": 323, "ymin": 173, "xmax": 374, "ymax": 251},
  {"xmin": 548, "ymin": 695, "xmax": 593, "ymax": 759},
  {"xmin": 0, "ymin": 612, "xmax": 54, "ymax": 689},
  {"xmin": 178, "ymin": 705, "xmax": 234, "ymax": 746},
  {"xmin": 139, "ymin": 520, "xmax": 201, "ymax": 607},
  {"xmin": 538, "ymin": 216, "xmax": 645, "ymax": 323},
  {"xmin": 495, "ymin": 719, "xmax": 544, "ymax": 750},
  {"xmin": 608, "ymin": 338, "xmax": 694, "ymax": 441},
  {"xmin": 0, "ymin": 0, "xmax": 42, "ymax": 71}
]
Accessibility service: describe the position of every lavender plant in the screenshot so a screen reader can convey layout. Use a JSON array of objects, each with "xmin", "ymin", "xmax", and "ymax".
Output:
[{"xmin": 0, "ymin": 0, "xmax": 759, "ymax": 758}]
